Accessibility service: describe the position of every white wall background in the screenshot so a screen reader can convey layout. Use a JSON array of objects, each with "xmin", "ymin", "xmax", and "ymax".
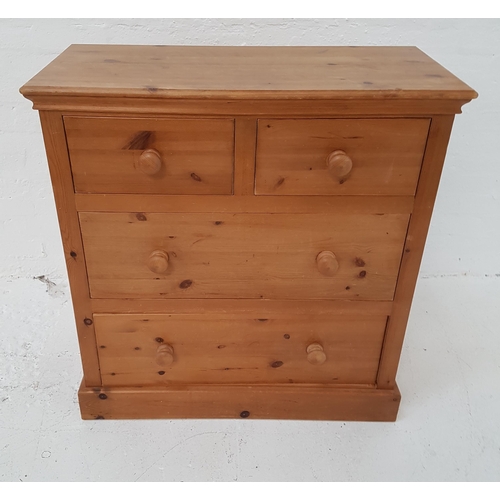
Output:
[{"xmin": 1, "ymin": 19, "xmax": 499, "ymax": 481}]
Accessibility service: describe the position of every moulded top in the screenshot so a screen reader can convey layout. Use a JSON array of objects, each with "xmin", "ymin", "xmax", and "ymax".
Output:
[{"xmin": 20, "ymin": 44, "xmax": 478, "ymax": 101}]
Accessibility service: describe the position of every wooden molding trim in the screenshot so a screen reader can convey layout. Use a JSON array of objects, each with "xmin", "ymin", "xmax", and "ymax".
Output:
[
  {"xmin": 79, "ymin": 382, "xmax": 401, "ymax": 421},
  {"xmin": 25, "ymin": 96, "xmax": 471, "ymax": 116}
]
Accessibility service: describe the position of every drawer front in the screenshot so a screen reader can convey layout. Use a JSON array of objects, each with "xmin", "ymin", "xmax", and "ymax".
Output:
[
  {"xmin": 80, "ymin": 212, "xmax": 409, "ymax": 300},
  {"xmin": 64, "ymin": 117, "xmax": 234, "ymax": 194},
  {"xmin": 255, "ymin": 118, "xmax": 430, "ymax": 195},
  {"xmin": 95, "ymin": 313, "xmax": 388, "ymax": 386}
]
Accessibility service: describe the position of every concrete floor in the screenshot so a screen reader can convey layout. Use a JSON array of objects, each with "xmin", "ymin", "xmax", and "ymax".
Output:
[{"xmin": 1, "ymin": 275, "xmax": 499, "ymax": 481}]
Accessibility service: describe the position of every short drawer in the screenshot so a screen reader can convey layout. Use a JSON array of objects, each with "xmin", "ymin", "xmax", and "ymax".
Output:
[
  {"xmin": 255, "ymin": 118, "xmax": 430, "ymax": 195},
  {"xmin": 94, "ymin": 312, "xmax": 388, "ymax": 386},
  {"xmin": 79, "ymin": 212, "xmax": 409, "ymax": 300},
  {"xmin": 64, "ymin": 117, "xmax": 234, "ymax": 194}
]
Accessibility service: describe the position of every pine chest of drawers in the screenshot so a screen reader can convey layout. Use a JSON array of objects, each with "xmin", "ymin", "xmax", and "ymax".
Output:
[{"xmin": 20, "ymin": 45, "xmax": 476, "ymax": 421}]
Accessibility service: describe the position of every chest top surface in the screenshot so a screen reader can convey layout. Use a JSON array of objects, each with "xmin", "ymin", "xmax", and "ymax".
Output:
[{"xmin": 20, "ymin": 44, "xmax": 477, "ymax": 101}]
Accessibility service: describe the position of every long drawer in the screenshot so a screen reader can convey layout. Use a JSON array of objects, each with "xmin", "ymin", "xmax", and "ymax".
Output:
[
  {"xmin": 94, "ymin": 312, "xmax": 388, "ymax": 386},
  {"xmin": 79, "ymin": 212, "xmax": 410, "ymax": 300}
]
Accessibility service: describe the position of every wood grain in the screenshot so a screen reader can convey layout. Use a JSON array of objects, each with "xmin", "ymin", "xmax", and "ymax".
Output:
[
  {"xmin": 256, "ymin": 118, "xmax": 430, "ymax": 196},
  {"xmin": 94, "ymin": 312, "xmax": 388, "ymax": 386},
  {"xmin": 377, "ymin": 116, "xmax": 457, "ymax": 388},
  {"xmin": 64, "ymin": 116, "xmax": 234, "ymax": 194},
  {"xmin": 21, "ymin": 45, "xmax": 477, "ymax": 422},
  {"xmin": 74, "ymin": 194, "xmax": 414, "ymax": 214},
  {"xmin": 233, "ymin": 118, "xmax": 256, "ymax": 195},
  {"xmin": 79, "ymin": 212, "xmax": 410, "ymax": 300},
  {"xmin": 90, "ymin": 298, "xmax": 393, "ymax": 316},
  {"xmin": 79, "ymin": 382, "xmax": 401, "ymax": 421},
  {"xmin": 38, "ymin": 111, "xmax": 101, "ymax": 386},
  {"xmin": 21, "ymin": 45, "xmax": 477, "ymax": 100}
]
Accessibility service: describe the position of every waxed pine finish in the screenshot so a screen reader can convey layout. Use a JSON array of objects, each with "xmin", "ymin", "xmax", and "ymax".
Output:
[{"xmin": 20, "ymin": 45, "xmax": 477, "ymax": 421}]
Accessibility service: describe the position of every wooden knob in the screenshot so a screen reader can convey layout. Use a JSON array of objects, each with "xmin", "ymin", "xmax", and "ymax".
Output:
[
  {"xmin": 316, "ymin": 251, "xmax": 339, "ymax": 277},
  {"xmin": 138, "ymin": 148, "xmax": 162, "ymax": 175},
  {"xmin": 326, "ymin": 150, "xmax": 353, "ymax": 183},
  {"xmin": 147, "ymin": 250, "xmax": 169, "ymax": 274},
  {"xmin": 156, "ymin": 344, "xmax": 174, "ymax": 367},
  {"xmin": 307, "ymin": 343, "xmax": 327, "ymax": 365}
]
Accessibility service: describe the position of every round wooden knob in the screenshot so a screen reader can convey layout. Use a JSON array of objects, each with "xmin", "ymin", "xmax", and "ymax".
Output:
[
  {"xmin": 138, "ymin": 148, "xmax": 162, "ymax": 175},
  {"xmin": 156, "ymin": 344, "xmax": 174, "ymax": 367},
  {"xmin": 307, "ymin": 343, "xmax": 327, "ymax": 365},
  {"xmin": 316, "ymin": 251, "xmax": 339, "ymax": 277},
  {"xmin": 147, "ymin": 250, "xmax": 169, "ymax": 274},
  {"xmin": 326, "ymin": 150, "xmax": 353, "ymax": 183}
]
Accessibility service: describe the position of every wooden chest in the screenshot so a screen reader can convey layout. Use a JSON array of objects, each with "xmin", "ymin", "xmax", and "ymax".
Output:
[{"xmin": 20, "ymin": 45, "xmax": 476, "ymax": 421}]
